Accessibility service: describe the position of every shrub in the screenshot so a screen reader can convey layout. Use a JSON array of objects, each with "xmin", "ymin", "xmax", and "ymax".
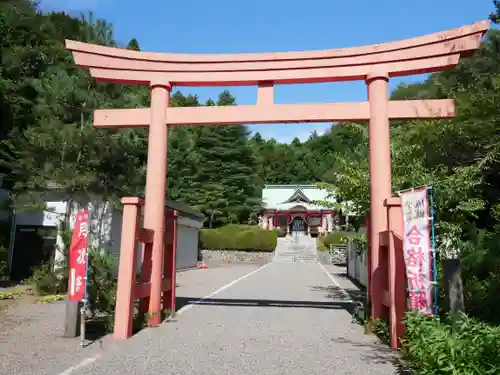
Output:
[
  {"xmin": 275, "ymin": 227, "xmax": 287, "ymax": 237},
  {"xmin": 28, "ymin": 247, "xmax": 118, "ymax": 331},
  {"xmin": 86, "ymin": 249, "xmax": 118, "ymax": 318},
  {"xmin": 317, "ymin": 231, "xmax": 353, "ymax": 251},
  {"xmin": 322, "ymin": 231, "xmax": 350, "ymax": 248},
  {"xmin": 316, "ymin": 238, "xmax": 328, "ymax": 252},
  {"xmin": 29, "ymin": 263, "xmax": 67, "ymax": 295},
  {"xmin": 403, "ymin": 312, "xmax": 500, "ymax": 375},
  {"xmin": 28, "ymin": 222, "xmax": 73, "ymax": 295},
  {"xmin": 458, "ymin": 228, "xmax": 500, "ymax": 325},
  {"xmin": 200, "ymin": 224, "xmax": 277, "ymax": 251}
]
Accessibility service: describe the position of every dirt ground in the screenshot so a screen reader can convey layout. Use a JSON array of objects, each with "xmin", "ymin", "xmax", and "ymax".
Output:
[{"xmin": 0, "ymin": 285, "xmax": 40, "ymax": 335}]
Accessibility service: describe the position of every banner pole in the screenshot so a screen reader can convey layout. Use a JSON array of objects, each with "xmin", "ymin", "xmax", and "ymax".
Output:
[{"xmin": 428, "ymin": 185, "xmax": 439, "ymax": 315}]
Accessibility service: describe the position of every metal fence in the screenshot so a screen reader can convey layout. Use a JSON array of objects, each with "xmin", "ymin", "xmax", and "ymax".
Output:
[{"xmin": 328, "ymin": 243, "xmax": 347, "ymax": 264}]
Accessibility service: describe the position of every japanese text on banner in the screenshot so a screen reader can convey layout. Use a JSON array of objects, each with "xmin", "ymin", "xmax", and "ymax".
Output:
[
  {"xmin": 67, "ymin": 209, "xmax": 89, "ymax": 302},
  {"xmin": 401, "ymin": 188, "xmax": 433, "ymax": 315}
]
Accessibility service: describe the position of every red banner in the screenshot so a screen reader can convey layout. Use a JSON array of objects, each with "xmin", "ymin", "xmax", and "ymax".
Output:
[
  {"xmin": 401, "ymin": 188, "xmax": 433, "ymax": 315},
  {"xmin": 67, "ymin": 209, "xmax": 89, "ymax": 302}
]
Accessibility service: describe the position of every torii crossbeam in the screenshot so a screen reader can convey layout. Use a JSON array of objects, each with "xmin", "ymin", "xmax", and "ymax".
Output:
[
  {"xmin": 92, "ymin": 100, "xmax": 456, "ymax": 128},
  {"xmin": 65, "ymin": 20, "xmax": 489, "ymax": 345}
]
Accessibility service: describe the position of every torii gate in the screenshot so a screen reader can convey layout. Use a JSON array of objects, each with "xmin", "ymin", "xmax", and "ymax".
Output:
[{"xmin": 65, "ymin": 20, "xmax": 489, "ymax": 347}]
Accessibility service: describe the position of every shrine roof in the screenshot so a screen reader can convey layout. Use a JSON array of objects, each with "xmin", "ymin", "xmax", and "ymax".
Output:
[{"xmin": 262, "ymin": 185, "xmax": 336, "ymax": 211}]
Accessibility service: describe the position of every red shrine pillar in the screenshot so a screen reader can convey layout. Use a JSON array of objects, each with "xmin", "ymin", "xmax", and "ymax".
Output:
[
  {"xmin": 141, "ymin": 78, "xmax": 171, "ymax": 326},
  {"xmin": 366, "ymin": 72, "xmax": 392, "ymax": 321}
]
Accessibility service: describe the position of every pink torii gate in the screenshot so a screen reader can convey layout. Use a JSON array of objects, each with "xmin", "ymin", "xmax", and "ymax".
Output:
[{"xmin": 66, "ymin": 20, "xmax": 488, "ymax": 347}]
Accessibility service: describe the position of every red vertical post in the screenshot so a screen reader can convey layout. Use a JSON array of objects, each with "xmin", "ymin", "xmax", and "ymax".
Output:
[
  {"xmin": 139, "ymin": 245, "xmax": 151, "ymax": 314},
  {"xmin": 386, "ymin": 198, "xmax": 406, "ymax": 349},
  {"xmin": 113, "ymin": 197, "xmax": 142, "ymax": 340},
  {"xmin": 366, "ymin": 72, "xmax": 392, "ymax": 321},
  {"xmin": 143, "ymin": 78, "xmax": 171, "ymax": 327},
  {"xmin": 365, "ymin": 213, "xmax": 372, "ymax": 304},
  {"xmin": 162, "ymin": 213, "xmax": 172, "ymax": 314},
  {"xmin": 162, "ymin": 211, "xmax": 177, "ymax": 313},
  {"xmin": 170, "ymin": 212, "xmax": 177, "ymax": 311}
]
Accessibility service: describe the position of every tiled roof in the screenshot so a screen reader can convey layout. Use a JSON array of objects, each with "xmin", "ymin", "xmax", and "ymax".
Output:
[{"xmin": 262, "ymin": 184, "xmax": 336, "ymax": 211}]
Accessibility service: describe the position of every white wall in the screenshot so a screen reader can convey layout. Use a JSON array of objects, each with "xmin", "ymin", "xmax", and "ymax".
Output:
[
  {"xmin": 346, "ymin": 240, "xmax": 368, "ymax": 288},
  {"xmin": 7, "ymin": 190, "xmax": 203, "ymax": 276},
  {"xmin": 175, "ymin": 216, "xmax": 203, "ymax": 270},
  {"xmin": 108, "ymin": 211, "xmax": 203, "ymax": 274}
]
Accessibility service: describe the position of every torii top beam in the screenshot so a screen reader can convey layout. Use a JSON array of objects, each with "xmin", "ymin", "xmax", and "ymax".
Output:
[{"xmin": 66, "ymin": 21, "xmax": 489, "ymax": 87}]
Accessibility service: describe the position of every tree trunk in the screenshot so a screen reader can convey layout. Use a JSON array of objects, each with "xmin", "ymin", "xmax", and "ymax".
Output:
[{"xmin": 442, "ymin": 258, "xmax": 465, "ymax": 321}]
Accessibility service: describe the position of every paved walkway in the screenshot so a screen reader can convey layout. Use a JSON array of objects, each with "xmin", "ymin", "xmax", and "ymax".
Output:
[{"xmin": 57, "ymin": 262, "xmax": 399, "ymax": 375}]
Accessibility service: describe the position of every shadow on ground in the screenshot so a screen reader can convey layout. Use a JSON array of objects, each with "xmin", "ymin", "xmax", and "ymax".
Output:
[
  {"xmin": 309, "ymin": 284, "xmax": 365, "ymax": 302},
  {"xmin": 0, "ymin": 280, "xmax": 21, "ymax": 288},
  {"xmin": 335, "ymin": 271, "xmax": 368, "ymax": 292},
  {"xmin": 330, "ymin": 336, "xmax": 411, "ymax": 374},
  {"xmin": 84, "ymin": 318, "xmax": 110, "ymax": 342},
  {"xmin": 175, "ymin": 296, "xmax": 357, "ymax": 312}
]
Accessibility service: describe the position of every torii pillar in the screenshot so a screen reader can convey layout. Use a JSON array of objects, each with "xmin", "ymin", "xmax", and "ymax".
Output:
[
  {"xmin": 140, "ymin": 78, "xmax": 171, "ymax": 326},
  {"xmin": 366, "ymin": 72, "xmax": 392, "ymax": 319}
]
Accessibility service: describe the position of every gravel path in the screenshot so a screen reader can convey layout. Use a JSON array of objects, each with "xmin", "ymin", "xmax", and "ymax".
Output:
[
  {"xmin": 72, "ymin": 262, "xmax": 398, "ymax": 375},
  {"xmin": 0, "ymin": 297, "xmax": 110, "ymax": 375},
  {"xmin": 0, "ymin": 264, "xmax": 263, "ymax": 375},
  {"xmin": 1, "ymin": 262, "xmax": 400, "ymax": 375}
]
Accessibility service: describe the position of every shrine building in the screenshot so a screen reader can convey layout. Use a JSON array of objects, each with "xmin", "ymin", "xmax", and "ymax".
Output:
[{"xmin": 260, "ymin": 184, "xmax": 338, "ymax": 237}]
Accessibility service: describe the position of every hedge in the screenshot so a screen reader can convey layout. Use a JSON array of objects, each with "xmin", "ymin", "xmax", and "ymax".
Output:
[
  {"xmin": 200, "ymin": 224, "xmax": 277, "ymax": 251},
  {"xmin": 317, "ymin": 231, "xmax": 352, "ymax": 251}
]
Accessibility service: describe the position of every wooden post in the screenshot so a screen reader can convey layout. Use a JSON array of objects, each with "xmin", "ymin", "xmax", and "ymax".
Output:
[
  {"xmin": 163, "ymin": 211, "xmax": 178, "ymax": 315},
  {"xmin": 386, "ymin": 198, "xmax": 406, "ymax": 349},
  {"xmin": 63, "ymin": 301, "xmax": 81, "ymax": 337},
  {"xmin": 113, "ymin": 197, "xmax": 141, "ymax": 340},
  {"xmin": 443, "ymin": 258, "xmax": 465, "ymax": 319}
]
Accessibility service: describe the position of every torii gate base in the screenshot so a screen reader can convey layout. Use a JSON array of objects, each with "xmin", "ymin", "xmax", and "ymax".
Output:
[
  {"xmin": 113, "ymin": 198, "xmax": 178, "ymax": 340},
  {"xmin": 65, "ymin": 21, "xmax": 489, "ymax": 348},
  {"xmin": 366, "ymin": 199, "xmax": 407, "ymax": 348}
]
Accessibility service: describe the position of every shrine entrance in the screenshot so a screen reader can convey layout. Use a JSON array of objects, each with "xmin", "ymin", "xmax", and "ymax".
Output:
[
  {"xmin": 65, "ymin": 20, "xmax": 489, "ymax": 347},
  {"xmin": 290, "ymin": 216, "xmax": 308, "ymax": 236}
]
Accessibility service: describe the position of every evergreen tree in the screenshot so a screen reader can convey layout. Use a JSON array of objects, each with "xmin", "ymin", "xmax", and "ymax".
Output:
[
  {"xmin": 185, "ymin": 91, "xmax": 260, "ymax": 226},
  {"xmin": 126, "ymin": 38, "xmax": 140, "ymax": 51}
]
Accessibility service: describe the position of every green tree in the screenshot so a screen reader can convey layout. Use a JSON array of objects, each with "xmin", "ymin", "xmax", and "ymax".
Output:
[{"xmin": 185, "ymin": 91, "xmax": 261, "ymax": 226}]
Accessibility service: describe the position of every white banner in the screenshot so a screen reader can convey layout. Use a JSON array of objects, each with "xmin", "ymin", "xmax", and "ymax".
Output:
[{"xmin": 400, "ymin": 187, "xmax": 433, "ymax": 315}]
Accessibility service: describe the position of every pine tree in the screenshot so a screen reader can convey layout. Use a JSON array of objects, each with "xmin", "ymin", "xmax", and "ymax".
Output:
[
  {"xmin": 126, "ymin": 38, "xmax": 140, "ymax": 51},
  {"xmin": 185, "ymin": 91, "xmax": 261, "ymax": 226},
  {"xmin": 166, "ymin": 91, "xmax": 201, "ymax": 202}
]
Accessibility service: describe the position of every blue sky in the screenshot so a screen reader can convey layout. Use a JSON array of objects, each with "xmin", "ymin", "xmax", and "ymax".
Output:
[{"xmin": 40, "ymin": 0, "xmax": 494, "ymax": 143}]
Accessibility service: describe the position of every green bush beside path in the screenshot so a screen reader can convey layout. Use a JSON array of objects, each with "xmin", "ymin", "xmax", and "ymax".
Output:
[{"xmin": 200, "ymin": 224, "xmax": 277, "ymax": 251}]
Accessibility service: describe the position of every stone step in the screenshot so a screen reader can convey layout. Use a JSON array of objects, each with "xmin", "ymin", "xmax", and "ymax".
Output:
[
  {"xmin": 274, "ymin": 256, "xmax": 317, "ymax": 260},
  {"xmin": 274, "ymin": 237, "xmax": 318, "ymax": 263},
  {"xmin": 273, "ymin": 259, "xmax": 317, "ymax": 263}
]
